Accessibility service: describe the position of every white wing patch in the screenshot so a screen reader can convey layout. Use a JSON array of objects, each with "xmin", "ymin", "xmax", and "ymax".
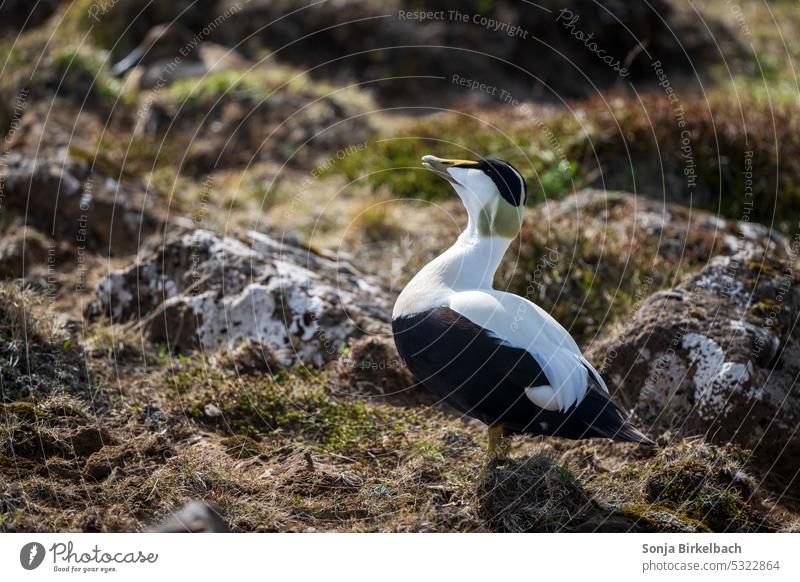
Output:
[
  {"xmin": 525, "ymin": 386, "xmax": 558, "ymax": 411},
  {"xmin": 529, "ymin": 349, "xmax": 588, "ymax": 411},
  {"xmin": 448, "ymin": 289, "xmax": 604, "ymax": 412}
]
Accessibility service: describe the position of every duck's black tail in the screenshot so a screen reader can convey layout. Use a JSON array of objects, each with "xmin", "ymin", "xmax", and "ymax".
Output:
[{"xmin": 576, "ymin": 382, "xmax": 654, "ymax": 445}]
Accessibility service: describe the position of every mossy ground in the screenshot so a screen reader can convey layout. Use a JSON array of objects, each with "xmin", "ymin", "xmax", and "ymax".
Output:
[{"xmin": 1, "ymin": 320, "xmax": 793, "ymax": 532}]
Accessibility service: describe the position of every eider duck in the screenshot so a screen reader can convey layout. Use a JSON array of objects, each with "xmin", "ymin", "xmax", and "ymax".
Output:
[{"xmin": 392, "ymin": 155, "xmax": 652, "ymax": 460}]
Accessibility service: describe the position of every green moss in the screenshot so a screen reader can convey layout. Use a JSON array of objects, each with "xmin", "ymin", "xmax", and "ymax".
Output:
[
  {"xmin": 168, "ymin": 71, "xmax": 257, "ymax": 104},
  {"xmin": 165, "ymin": 67, "xmax": 326, "ymax": 106},
  {"xmin": 165, "ymin": 369, "xmax": 201, "ymax": 396},
  {"xmin": 169, "ymin": 362, "xmax": 415, "ymax": 454},
  {"xmin": 691, "ymin": 489, "xmax": 756, "ymax": 532},
  {"xmin": 222, "ymin": 383, "xmax": 387, "ymax": 453},
  {"xmin": 645, "ymin": 458, "xmax": 709, "ymax": 503},
  {"xmin": 51, "ymin": 47, "xmax": 121, "ymax": 101},
  {"xmin": 413, "ymin": 440, "xmax": 445, "ymax": 461},
  {"xmin": 619, "ymin": 503, "xmax": 711, "ymax": 533},
  {"xmin": 643, "ymin": 452, "xmax": 766, "ymax": 532}
]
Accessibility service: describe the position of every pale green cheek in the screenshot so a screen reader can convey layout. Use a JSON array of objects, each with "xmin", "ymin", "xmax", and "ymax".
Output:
[{"xmin": 477, "ymin": 200, "xmax": 524, "ymax": 239}]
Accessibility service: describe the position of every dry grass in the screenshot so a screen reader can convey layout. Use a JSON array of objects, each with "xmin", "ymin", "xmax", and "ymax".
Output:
[
  {"xmin": 0, "ymin": 282, "xmax": 91, "ymax": 402},
  {"xmin": 1, "ymin": 340, "xmax": 792, "ymax": 532},
  {"xmin": 0, "ymin": 282, "xmax": 59, "ymax": 345}
]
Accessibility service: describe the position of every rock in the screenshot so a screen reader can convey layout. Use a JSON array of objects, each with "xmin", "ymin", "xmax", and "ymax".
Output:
[
  {"xmin": 0, "ymin": 104, "xmax": 162, "ymax": 255},
  {"xmin": 149, "ymin": 500, "xmax": 229, "ymax": 533},
  {"xmin": 203, "ymin": 403, "xmax": 222, "ymax": 418},
  {"xmin": 592, "ymin": 248, "xmax": 800, "ymax": 481},
  {"xmin": 533, "ymin": 190, "xmax": 788, "ymax": 264},
  {"xmin": 87, "ymin": 229, "xmax": 391, "ymax": 364},
  {"xmin": 503, "ymin": 190, "xmax": 790, "ymax": 344},
  {"xmin": 137, "ymin": 404, "xmax": 168, "ymax": 427}
]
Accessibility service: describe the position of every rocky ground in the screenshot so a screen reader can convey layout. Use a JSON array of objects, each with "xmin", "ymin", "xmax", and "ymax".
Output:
[{"xmin": 1, "ymin": 0, "xmax": 800, "ymax": 532}]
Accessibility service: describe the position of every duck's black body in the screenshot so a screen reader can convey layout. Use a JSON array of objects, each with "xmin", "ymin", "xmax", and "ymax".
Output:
[{"xmin": 392, "ymin": 307, "xmax": 651, "ymax": 443}]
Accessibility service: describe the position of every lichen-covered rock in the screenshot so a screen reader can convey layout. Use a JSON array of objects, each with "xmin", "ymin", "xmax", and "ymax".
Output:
[
  {"xmin": 592, "ymin": 248, "xmax": 800, "ymax": 480},
  {"xmin": 87, "ymin": 229, "xmax": 390, "ymax": 365},
  {"xmin": 502, "ymin": 189, "xmax": 790, "ymax": 344}
]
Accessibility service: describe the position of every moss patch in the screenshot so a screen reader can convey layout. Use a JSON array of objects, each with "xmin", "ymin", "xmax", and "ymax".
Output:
[
  {"xmin": 592, "ymin": 440, "xmax": 774, "ymax": 533},
  {"xmin": 51, "ymin": 46, "xmax": 122, "ymax": 103},
  {"xmin": 168, "ymin": 362, "xmax": 423, "ymax": 455}
]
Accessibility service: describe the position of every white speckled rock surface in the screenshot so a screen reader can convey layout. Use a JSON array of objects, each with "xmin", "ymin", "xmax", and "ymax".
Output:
[
  {"xmin": 590, "ymin": 249, "xmax": 800, "ymax": 478},
  {"xmin": 88, "ymin": 229, "xmax": 390, "ymax": 366}
]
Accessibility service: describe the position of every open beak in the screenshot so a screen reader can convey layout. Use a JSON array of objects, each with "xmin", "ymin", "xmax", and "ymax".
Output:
[{"xmin": 421, "ymin": 155, "xmax": 478, "ymax": 186}]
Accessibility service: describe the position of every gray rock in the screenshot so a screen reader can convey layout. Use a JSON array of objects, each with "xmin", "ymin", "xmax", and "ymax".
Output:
[
  {"xmin": 87, "ymin": 229, "xmax": 390, "ymax": 365},
  {"xmin": 593, "ymin": 248, "xmax": 800, "ymax": 480},
  {"xmin": 149, "ymin": 501, "xmax": 229, "ymax": 533}
]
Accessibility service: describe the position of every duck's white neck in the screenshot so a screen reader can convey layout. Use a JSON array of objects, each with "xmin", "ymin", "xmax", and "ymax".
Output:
[
  {"xmin": 393, "ymin": 229, "xmax": 512, "ymax": 318},
  {"xmin": 436, "ymin": 230, "xmax": 512, "ymax": 290}
]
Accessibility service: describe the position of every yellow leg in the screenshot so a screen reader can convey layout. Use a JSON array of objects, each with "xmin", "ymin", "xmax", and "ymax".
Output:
[{"xmin": 487, "ymin": 424, "xmax": 511, "ymax": 462}]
